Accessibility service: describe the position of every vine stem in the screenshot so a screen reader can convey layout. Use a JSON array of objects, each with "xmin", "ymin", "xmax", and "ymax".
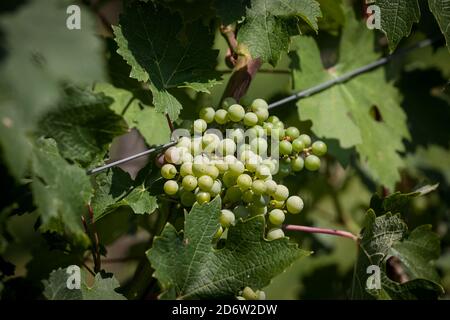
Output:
[{"xmin": 283, "ymin": 224, "xmax": 359, "ymax": 241}]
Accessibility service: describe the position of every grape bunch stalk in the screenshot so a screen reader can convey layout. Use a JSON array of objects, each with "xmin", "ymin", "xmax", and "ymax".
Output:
[{"xmin": 159, "ymin": 97, "xmax": 327, "ymax": 240}]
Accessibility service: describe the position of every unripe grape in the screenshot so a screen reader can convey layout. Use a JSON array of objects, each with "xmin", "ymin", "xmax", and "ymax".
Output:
[
  {"xmin": 182, "ymin": 175, "xmax": 197, "ymax": 191},
  {"xmin": 210, "ymin": 180, "xmax": 222, "ymax": 197},
  {"xmin": 278, "ymin": 158, "xmax": 292, "ymax": 177},
  {"xmin": 193, "ymin": 119, "xmax": 207, "ymax": 133},
  {"xmin": 230, "ymin": 128, "xmax": 245, "ymax": 143},
  {"xmin": 243, "ymin": 112, "xmax": 258, "ymax": 127},
  {"xmin": 242, "ymin": 189, "xmax": 254, "ymax": 203},
  {"xmin": 270, "ymin": 199, "xmax": 285, "ymax": 209},
  {"xmin": 242, "ymin": 287, "xmax": 258, "ymax": 300},
  {"xmin": 214, "ymin": 160, "xmax": 228, "ymax": 173},
  {"xmin": 268, "ymin": 209, "xmax": 285, "ymax": 225},
  {"xmin": 202, "ymin": 133, "xmax": 220, "ymax": 153},
  {"xmin": 248, "ymin": 204, "xmax": 267, "ymax": 215},
  {"xmin": 298, "ymin": 134, "xmax": 311, "ymax": 147},
  {"xmin": 286, "ymin": 196, "xmax": 304, "ymax": 214},
  {"xmin": 274, "ymin": 185, "xmax": 289, "ymax": 201},
  {"xmin": 237, "ymin": 173, "xmax": 252, "ymax": 191},
  {"xmin": 251, "ymin": 98, "xmax": 269, "ymax": 111},
  {"xmin": 256, "ymin": 165, "xmax": 271, "ymax": 180},
  {"xmin": 229, "ymin": 160, "xmax": 245, "ymax": 175},
  {"xmin": 213, "ymin": 226, "xmax": 223, "ymax": 240},
  {"xmin": 292, "ymin": 138, "xmax": 305, "ymax": 153},
  {"xmin": 250, "ymin": 138, "xmax": 268, "ymax": 155},
  {"xmin": 164, "ymin": 146, "xmax": 182, "ymax": 165},
  {"xmin": 233, "ymin": 205, "xmax": 249, "ymax": 218},
  {"xmin": 263, "ymin": 122, "xmax": 274, "ymax": 135},
  {"xmin": 291, "ymin": 157, "xmax": 304, "ymax": 172},
  {"xmin": 192, "ymin": 163, "xmax": 209, "ymax": 176},
  {"xmin": 273, "ymin": 121, "xmax": 285, "ymax": 130},
  {"xmin": 265, "ymin": 180, "xmax": 277, "ymax": 195},
  {"xmin": 177, "ymin": 136, "xmax": 192, "ymax": 149},
  {"xmin": 223, "ymin": 171, "xmax": 238, "ymax": 187},
  {"xmin": 228, "ymin": 104, "xmax": 245, "ymax": 122},
  {"xmin": 180, "ymin": 163, "xmax": 193, "ymax": 177},
  {"xmin": 255, "ymin": 107, "xmax": 269, "ymax": 123},
  {"xmin": 214, "ymin": 109, "xmax": 228, "ymax": 124},
  {"xmin": 253, "ymin": 194, "xmax": 270, "ymax": 207},
  {"xmin": 267, "ymin": 228, "xmax": 285, "ymax": 240},
  {"xmin": 180, "ymin": 191, "xmax": 196, "ymax": 207},
  {"xmin": 279, "ymin": 140, "xmax": 292, "ymax": 155},
  {"xmin": 219, "ymin": 209, "xmax": 235, "ymax": 228},
  {"xmin": 196, "ymin": 192, "xmax": 211, "ymax": 204},
  {"xmin": 222, "ymin": 97, "xmax": 237, "ymax": 109},
  {"xmin": 267, "ymin": 115, "xmax": 280, "ymax": 123},
  {"xmin": 199, "ymin": 107, "xmax": 215, "ymax": 123},
  {"xmin": 206, "ymin": 165, "xmax": 219, "ymax": 179},
  {"xmin": 252, "ymin": 180, "xmax": 267, "ymax": 195},
  {"xmin": 305, "ymin": 154, "xmax": 321, "ymax": 171},
  {"xmin": 190, "ymin": 138, "xmax": 202, "ymax": 155},
  {"xmin": 312, "ymin": 140, "xmax": 327, "ymax": 156},
  {"xmin": 198, "ymin": 175, "xmax": 214, "ymax": 191},
  {"xmin": 219, "ymin": 138, "xmax": 236, "ymax": 155},
  {"xmin": 164, "ymin": 180, "xmax": 179, "ymax": 195},
  {"xmin": 161, "ymin": 164, "xmax": 177, "ymax": 179},
  {"xmin": 285, "ymin": 127, "xmax": 300, "ymax": 140},
  {"xmin": 253, "ymin": 125, "xmax": 265, "ymax": 137},
  {"xmin": 225, "ymin": 186, "xmax": 242, "ymax": 203}
]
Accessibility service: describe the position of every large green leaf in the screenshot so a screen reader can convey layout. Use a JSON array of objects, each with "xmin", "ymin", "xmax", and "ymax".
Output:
[
  {"xmin": 94, "ymin": 83, "xmax": 171, "ymax": 146},
  {"xmin": 113, "ymin": 2, "xmax": 221, "ymax": 120},
  {"xmin": 147, "ymin": 197, "xmax": 309, "ymax": 299},
  {"xmin": 31, "ymin": 139, "xmax": 92, "ymax": 240},
  {"xmin": 43, "ymin": 267, "xmax": 126, "ymax": 300},
  {"xmin": 291, "ymin": 10, "xmax": 410, "ymax": 190},
  {"xmin": 38, "ymin": 87, "xmax": 128, "ymax": 165},
  {"xmin": 0, "ymin": 0, "xmax": 105, "ymax": 178},
  {"xmin": 371, "ymin": 0, "xmax": 421, "ymax": 51},
  {"xmin": 428, "ymin": 0, "xmax": 450, "ymax": 50},
  {"xmin": 237, "ymin": 0, "xmax": 322, "ymax": 66}
]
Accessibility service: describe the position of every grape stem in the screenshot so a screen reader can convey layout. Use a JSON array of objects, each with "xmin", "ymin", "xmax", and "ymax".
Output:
[{"xmin": 283, "ymin": 224, "xmax": 359, "ymax": 241}]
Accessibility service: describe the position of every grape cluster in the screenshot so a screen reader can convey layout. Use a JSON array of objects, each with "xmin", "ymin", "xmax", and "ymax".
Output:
[{"xmin": 160, "ymin": 98, "xmax": 327, "ymax": 240}]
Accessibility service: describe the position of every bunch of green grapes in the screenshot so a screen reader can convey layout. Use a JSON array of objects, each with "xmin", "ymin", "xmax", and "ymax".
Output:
[{"xmin": 160, "ymin": 98, "xmax": 327, "ymax": 240}]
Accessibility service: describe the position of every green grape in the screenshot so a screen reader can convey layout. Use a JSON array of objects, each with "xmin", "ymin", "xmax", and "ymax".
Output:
[
  {"xmin": 248, "ymin": 204, "xmax": 267, "ymax": 215},
  {"xmin": 219, "ymin": 209, "xmax": 235, "ymax": 228},
  {"xmin": 214, "ymin": 159, "xmax": 228, "ymax": 173},
  {"xmin": 210, "ymin": 180, "xmax": 222, "ymax": 197},
  {"xmin": 206, "ymin": 165, "xmax": 219, "ymax": 179},
  {"xmin": 279, "ymin": 140, "xmax": 292, "ymax": 155},
  {"xmin": 286, "ymin": 196, "xmax": 304, "ymax": 214},
  {"xmin": 163, "ymin": 180, "xmax": 179, "ymax": 196},
  {"xmin": 164, "ymin": 146, "xmax": 182, "ymax": 165},
  {"xmin": 222, "ymin": 97, "xmax": 237, "ymax": 109},
  {"xmin": 251, "ymin": 98, "xmax": 269, "ymax": 111},
  {"xmin": 180, "ymin": 162, "xmax": 193, "ymax": 177},
  {"xmin": 198, "ymin": 175, "xmax": 214, "ymax": 191},
  {"xmin": 228, "ymin": 104, "xmax": 245, "ymax": 122},
  {"xmin": 273, "ymin": 121, "xmax": 285, "ymax": 130},
  {"xmin": 192, "ymin": 163, "xmax": 209, "ymax": 176},
  {"xmin": 312, "ymin": 140, "xmax": 327, "ymax": 156},
  {"xmin": 285, "ymin": 127, "xmax": 300, "ymax": 140},
  {"xmin": 298, "ymin": 134, "xmax": 311, "ymax": 147},
  {"xmin": 223, "ymin": 171, "xmax": 238, "ymax": 187},
  {"xmin": 256, "ymin": 165, "xmax": 271, "ymax": 180},
  {"xmin": 225, "ymin": 186, "xmax": 242, "ymax": 203},
  {"xmin": 273, "ymin": 185, "xmax": 289, "ymax": 201},
  {"xmin": 230, "ymin": 128, "xmax": 245, "ymax": 143},
  {"xmin": 242, "ymin": 287, "xmax": 258, "ymax": 300},
  {"xmin": 161, "ymin": 164, "xmax": 177, "ymax": 179},
  {"xmin": 199, "ymin": 107, "xmax": 215, "ymax": 123},
  {"xmin": 255, "ymin": 107, "xmax": 269, "ymax": 123},
  {"xmin": 252, "ymin": 179, "xmax": 267, "ymax": 195},
  {"xmin": 243, "ymin": 112, "xmax": 258, "ymax": 127},
  {"xmin": 229, "ymin": 160, "xmax": 245, "ymax": 175},
  {"xmin": 237, "ymin": 173, "xmax": 252, "ymax": 191},
  {"xmin": 252, "ymin": 194, "xmax": 270, "ymax": 207},
  {"xmin": 268, "ymin": 209, "xmax": 285, "ymax": 225},
  {"xmin": 305, "ymin": 154, "xmax": 321, "ymax": 171},
  {"xmin": 291, "ymin": 157, "xmax": 304, "ymax": 172},
  {"xmin": 214, "ymin": 109, "xmax": 229, "ymax": 124},
  {"xmin": 180, "ymin": 149, "xmax": 193, "ymax": 163},
  {"xmin": 250, "ymin": 137, "xmax": 268, "ymax": 155},
  {"xmin": 278, "ymin": 158, "xmax": 292, "ymax": 177},
  {"xmin": 253, "ymin": 125, "xmax": 265, "ymax": 137},
  {"xmin": 182, "ymin": 175, "xmax": 197, "ymax": 191},
  {"xmin": 196, "ymin": 191, "xmax": 211, "ymax": 204},
  {"xmin": 271, "ymin": 127, "xmax": 285, "ymax": 140},
  {"xmin": 242, "ymin": 189, "xmax": 254, "ymax": 203},
  {"xmin": 180, "ymin": 191, "xmax": 196, "ymax": 207},
  {"xmin": 292, "ymin": 138, "xmax": 305, "ymax": 153},
  {"xmin": 193, "ymin": 119, "xmax": 207, "ymax": 133},
  {"xmin": 190, "ymin": 138, "xmax": 202, "ymax": 156},
  {"xmin": 270, "ymin": 199, "xmax": 285, "ymax": 209},
  {"xmin": 213, "ymin": 226, "xmax": 223, "ymax": 240},
  {"xmin": 267, "ymin": 228, "xmax": 285, "ymax": 240},
  {"xmin": 202, "ymin": 133, "xmax": 220, "ymax": 153},
  {"xmin": 233, "ymin": 205, "xmax": 249, "ymax": 219},
  {"xmin": 219, "ymin": 138, "xmax": 237, "ymax": 156},
  {"xmin": 264, "ymin": 180, "xmax": 277, "ymax": 195},
  {"xmin": 177, "ymin": 136, "xmax": 191, "ymax": 149},
  {"xmin": 267, "ymin": 115, "xmax": 280, "ymax": 123},
  {"xmin": 263, "ymin": 122, "xmax": 274, "ymax": 135}
]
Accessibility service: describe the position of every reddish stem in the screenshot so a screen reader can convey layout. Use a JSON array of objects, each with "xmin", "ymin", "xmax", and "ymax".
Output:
[
  {"xmin": 284, "ymin": 224, "xmax": 359, "ymax": 241},
  {"xmin": 166, "ymin": 114, "xmax": 174, "ymax": 133},
  {"xmin": 221, "ymin": 58, "xmax": 262, "ymax": 102}
]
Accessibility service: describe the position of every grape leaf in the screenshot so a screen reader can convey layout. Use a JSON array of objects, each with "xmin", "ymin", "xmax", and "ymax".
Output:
[
  {"xmin": 291, "ymin": 10, "xmax": 410, "ymax": 190},
  {"xmin": 31, "ymin": 138, "xmax": 91, "ymax": 240},
  {"xmin": 428, "ymin": 0, "xmax": 450, "ymax": 50},
  {"xmin": 352, "ymin": 211, "xmax": 443, "ymax": 299},
  {"xmin": 94, "ymin": 83, "xmax": 171, "ymax": 147},
  {"xmin": 43, "ymin": 267, "xmax": 126, "ymax": 300},
  {"xmin": 113, "ymin": 2, "xmax": 221, "ymax": 120},
  {"xmin": 147, "ymin": 197, "xmax": 309, "ymax": 299},
  {"xmin": 38, "ymin": 87, "xmax": 128, "ymax": 165},
  {"xmin": 237, "ymin": 0, "xmax": 322, "ymax": 66},
  {"xmin": 0, "ymin": 0, "xmax": 105, "ymax": 178},
  {"xmin": 370, "ymin": 0, "xmax": 421, "ymax": 51},
  {"xmin": 91, "ymin": 167, "xmax": 158, "ymax": 221}
]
